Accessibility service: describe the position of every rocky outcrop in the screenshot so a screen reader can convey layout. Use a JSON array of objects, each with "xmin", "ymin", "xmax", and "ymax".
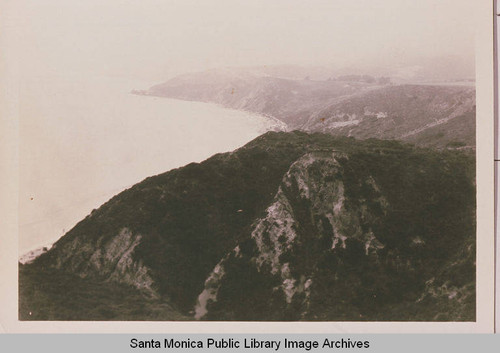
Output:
[
  {"xmin": 194, "ymin": 153, "xmax": 370, "ymax": 318},
  {"xmin": 190, "ymin": 139, "xmax": 474, "ymax": 320},
  {"xmin": 39, "ymin": 227, "xmax": 155, "ymax": 295}
]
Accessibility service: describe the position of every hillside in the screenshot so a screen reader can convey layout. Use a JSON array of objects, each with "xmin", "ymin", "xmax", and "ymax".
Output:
[
  {"xmin": 142, "ymin": 70, "xmax": 475, "ymax": 148},
  {"xmin": 21, "ymin": 132, "xmax": 475, "ymax": 321},
  {"xmin": 145, "ymin": 70, "xmax": 388, "ymax": 129}
]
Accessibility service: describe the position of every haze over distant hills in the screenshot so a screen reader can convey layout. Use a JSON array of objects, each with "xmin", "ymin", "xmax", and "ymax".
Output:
[
  {"xmin": 149, "ymin": 56, "xmax": 473, "ymax": 82},
  {"xmin": 141, "ymin": 65, "xmax": 475, "ymax": 149}
]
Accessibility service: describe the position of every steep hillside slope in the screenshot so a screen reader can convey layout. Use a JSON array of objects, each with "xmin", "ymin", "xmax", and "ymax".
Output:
[
  {"xmin": 302, "ymin": 85, "xmax": 475, "ymax": 148},
  {"xmin": 22, "ymin": 132, "xmax": 475, "ymax": 321}
]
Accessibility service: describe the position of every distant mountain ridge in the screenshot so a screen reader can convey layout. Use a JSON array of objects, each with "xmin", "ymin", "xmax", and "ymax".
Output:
[
  {"xmin": 142, "ymin": 69, "xmax": 475, "ymax": 148},
  {"xmin": 21, "ymin": 132, "xmax": 475, "ymax": 321}
]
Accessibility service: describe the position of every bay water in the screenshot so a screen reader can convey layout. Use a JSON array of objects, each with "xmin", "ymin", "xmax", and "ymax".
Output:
[{"xmin": 19, "ymin": 74, "xmax": 281, "ymax": 255}]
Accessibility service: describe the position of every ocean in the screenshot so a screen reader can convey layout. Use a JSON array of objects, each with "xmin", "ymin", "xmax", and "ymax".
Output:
[{"xmin": 18, "ymin": 74, "xmax": 281, "ymax": 255}]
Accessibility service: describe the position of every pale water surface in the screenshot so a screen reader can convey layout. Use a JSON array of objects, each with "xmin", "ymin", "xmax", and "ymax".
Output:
[{"xmin": 19, "ymin": 75, "xmax": 281, "ymax": 255}]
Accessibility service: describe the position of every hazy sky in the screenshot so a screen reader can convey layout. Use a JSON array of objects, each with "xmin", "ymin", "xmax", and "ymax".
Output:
[{"xmin": 3, "ymin": 0, "xmax": 476, "ymax": 81}]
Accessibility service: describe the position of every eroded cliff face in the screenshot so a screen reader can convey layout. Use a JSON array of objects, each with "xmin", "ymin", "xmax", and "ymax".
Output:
[
  {"xmin": 195, "ymin": 153, "xmax": 363, "ymax": 318},
  {"xmin": 195, "ymin": 153, "xmax": 387, "ymax": 320},
  {"xmin": 195, "ymin": 146, "xmax": 474, "ymax": 321},
  {"xmin": 40, "ymin": 227, "xmax": 156, "ymax": 295},
  {"xmin": 27, "ymin": 132, "xmax": 475, "ymax": 321}
]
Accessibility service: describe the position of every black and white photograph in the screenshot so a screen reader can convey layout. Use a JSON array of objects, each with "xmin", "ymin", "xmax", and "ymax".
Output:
[{"xmin": 0, "ymin": 0, "xmax": 495, "ymax": 332}]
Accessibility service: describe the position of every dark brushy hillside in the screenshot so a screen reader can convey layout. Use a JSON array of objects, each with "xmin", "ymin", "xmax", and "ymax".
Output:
[
  {"xmin": 22, "ymin": 131, "xmax": 475, "ymax": 321},
  {"xmin": 19, "ymin": 264, "xmax": 188, "ymax": 321}
]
